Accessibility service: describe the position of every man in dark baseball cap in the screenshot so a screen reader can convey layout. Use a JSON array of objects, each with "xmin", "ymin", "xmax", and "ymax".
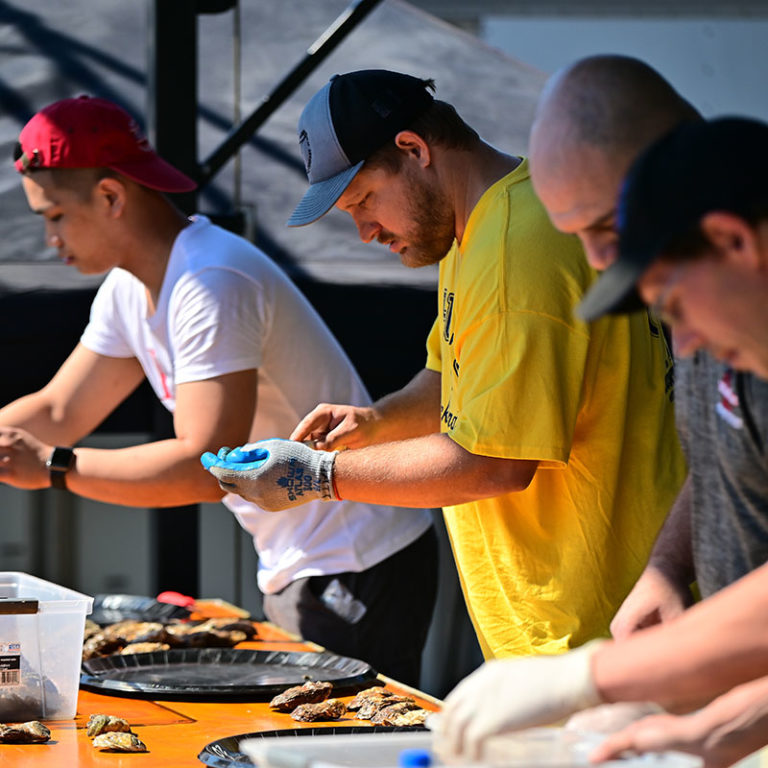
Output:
[
  {"xmin": 206, "ymin": 67, "xmax": 682, "ymax": 688},
  {"xmin": 287, "ymin": 70, "xmax": 434, "ymax": 226},
  {"xmin": 578, "ymin": 116, "xmax": 768, "ymax": 379}
]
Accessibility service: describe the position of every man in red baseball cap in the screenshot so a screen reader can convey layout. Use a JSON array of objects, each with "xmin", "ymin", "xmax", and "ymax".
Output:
[
  {"xmin": 0, "ymin": 95, "xmax": 439, "ymax": 686},
  {"xmin": 14, "ymin": 95, "xmax": 198, "ymax": 192}
]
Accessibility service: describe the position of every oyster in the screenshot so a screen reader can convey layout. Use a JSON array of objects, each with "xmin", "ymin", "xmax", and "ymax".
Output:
[
  {"xmin": 370, "ymin": 701, "xmax": 421, "ymax": 726},
  {"xmin": 119, "ymin": 642, "xmax": 171, "ymax": 655},
  {"xmin": 164, "ymin": 623, "xmax": 246, "ymax": 648},
  {"xmin": 291, "ymin": 698, "xmax": 346, "ymax": 722},
  {"xmin": 86, "ymin": 714, "xmax": 132, "ymax": 739},
  {"xmin": 269, "ymin": 680, "xmax": 333, "ymax": 712},
  {"xmin": 0, "ymin": 721, "xmax": 51, "ymax": 743},
  {"xmin": 357, "ymin": 694, "xmax": 416, "ymax": 720},
  {"xmin": 194, "ymin": 617, "xmax": 257, "ymax": 638},
  {"xmin": 103, "ymin": 621, "xmax": 168, "ymax": 644},
  {"xmin": 346, "ymin": 686, "xmax": 393, "ymax": 711},
  {"xmin": 375, "ymin": 707, "xmax": 429, "ymax": 727},
  {"xmin": 83, "ymin": 619, "xmax": 102, "ymax": 642},
  {"xmin": 92, "ymin": 732, "xmax": 147, "ymax": 752},
  {"xmin": 82, "ymin": 631, "xmax": 124, "ymax": 661}
]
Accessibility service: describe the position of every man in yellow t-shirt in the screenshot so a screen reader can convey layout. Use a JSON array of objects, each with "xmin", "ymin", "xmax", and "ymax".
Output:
[
  {"xmin": 202, "ymin": 70, "xmax": 685, "ymax": 658},
  {"xmin": 428, "ymin": 160, "xmax": 680, "ymax": 657}
]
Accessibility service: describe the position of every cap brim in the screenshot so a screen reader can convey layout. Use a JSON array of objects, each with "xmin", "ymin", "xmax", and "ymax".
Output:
[
  {"xmin": 110, "ymin": 156, "xmax": 197, "ymax": 193},
  {"xmin": 577, "ymin": 256, "xmax": 649, "ymax": 322},
  {"xmin": 287, "ymin": 160, "xmax": 364, "ymax": 227}
]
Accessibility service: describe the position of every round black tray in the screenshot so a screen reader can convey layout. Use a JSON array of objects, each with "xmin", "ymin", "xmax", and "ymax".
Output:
[
  {"xmin": 80, "ymin": 648, "xmax": 378, "ymax": 702},
  {"xmin": 198, "ymin": 726, "xmax": 429, "ymax": 768},
  {"xmin": 89, "ymin": 593, "xmax": 191, "ymax": 625}
]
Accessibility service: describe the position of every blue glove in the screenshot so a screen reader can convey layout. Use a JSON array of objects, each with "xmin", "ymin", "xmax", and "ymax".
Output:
[{"xmin": 201, "ymin": 439, "xmax": 338, "ymax": 512}]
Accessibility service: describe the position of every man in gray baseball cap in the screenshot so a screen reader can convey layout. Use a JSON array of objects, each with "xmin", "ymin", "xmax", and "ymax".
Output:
[
  {"xmin": 205, "ymin": 68, "xmax": 683, "ymax": 678},
  {"xmin": 287, "ymin": 69, "xmax": 434, "ymax": 227}
]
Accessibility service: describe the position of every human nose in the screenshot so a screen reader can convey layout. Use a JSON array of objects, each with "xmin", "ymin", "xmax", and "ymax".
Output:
[
  {"xmin": 354, "ymin": 216, "xmax": 380, "ymax": 245},
  {"xmin": 581, "ymin": 235, "xmax": 618, "ymax": 271},
  {"xmin": 44, "ymin": 224, "xmax": 62, "ymax": 249},
  {"xmin": 672, "ymin": 324, "xmax": 704, "ymax": 358}
]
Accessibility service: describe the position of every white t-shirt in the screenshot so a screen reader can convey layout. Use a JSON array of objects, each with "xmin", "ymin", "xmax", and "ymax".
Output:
[{"xmin": 81, "ymin": 216, "xmax": 432, "ymax": 593}]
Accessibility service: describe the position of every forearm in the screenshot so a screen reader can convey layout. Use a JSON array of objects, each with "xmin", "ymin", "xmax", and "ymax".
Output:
[
  {"xmin": 65, "ymin": 439, "xmax": 225, "ymax": 507},
  {"xmin": 334, "ymin": 432, "xmax": 537, "ymax": 508},
  {"xmin": 595, "ymin": 562, "xmax": 768, "ymax": 710},
  {"xmin": 0, "ymin": 391, "xmax": 85, "ymax": 446},
  {"xmin": 366, "ymin": 368, "xmax": 442, "ymax": 443}
]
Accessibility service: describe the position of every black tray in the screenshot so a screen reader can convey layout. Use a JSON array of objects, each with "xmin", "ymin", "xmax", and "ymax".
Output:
[
  {"xmin": 80, "ymin": 648, "xmax": 378, "ymax": 702},
  {"xmin": 89, "ymin": 593, "xmax": 191, "ymax": 625},
  {"xmin": 198, "ymin": 726, "xmax": 429, "ymax": 768}
]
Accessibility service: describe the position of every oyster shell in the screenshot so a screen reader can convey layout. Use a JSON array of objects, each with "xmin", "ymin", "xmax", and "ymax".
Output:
[
  {"xmin": 92, "ymin": 731, "xmax": 147, "ymax": 752},
  {"xmin": 86, "ymin": 713, "xmax": 132, "ymax": 739},
  {"xmin": 0, "ymin": 721, "xmax": 51, "ymax": 743},
  {"xmin": 269, "ymin": 680, "xmax": 333, "ymax": 712}
]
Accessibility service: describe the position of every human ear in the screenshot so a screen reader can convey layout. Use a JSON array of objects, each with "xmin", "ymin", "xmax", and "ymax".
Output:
[
  {"xmin": 393, "ymin": 130, "xmax": 431, "ymax": 167},
  {"xmin": 96, "ymin": 177, "xmax": 127, "ymax": 218},
  {"xmin": 699, "ymin": 211, "xmax": 759, "ymax": 268}
]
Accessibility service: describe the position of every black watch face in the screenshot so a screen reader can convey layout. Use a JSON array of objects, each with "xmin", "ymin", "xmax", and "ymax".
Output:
[{"xmin": 48, "ymin": 447, "xmax": 75, "ymax": 472}]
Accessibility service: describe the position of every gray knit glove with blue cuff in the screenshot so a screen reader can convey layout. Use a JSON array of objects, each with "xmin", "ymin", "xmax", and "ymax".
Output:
[{"xmin": 200, "ymin": 439, "xmax": 338, "ymax": 512}]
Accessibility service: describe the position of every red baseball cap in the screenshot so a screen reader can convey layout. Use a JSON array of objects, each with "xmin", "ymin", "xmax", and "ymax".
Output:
[{"xmin": 14, "ymin": 95, "xmax": 197, "ymax": 193}]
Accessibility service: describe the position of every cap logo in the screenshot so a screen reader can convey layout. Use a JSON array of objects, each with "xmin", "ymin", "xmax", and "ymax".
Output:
[
  {"xmin": 127, "ymin": 117, "xmax": 152, "ymax": 154},
  {"xmin": 371, "ymin": 97, "xmax": 393, "ymax": 119},
  {"xmin": 298, "ymin": 129, "xmax": 312, "ymax": 176},
  {"xmin": 19, "ymin": 149, "xmax": 42, "ymax": 171}
]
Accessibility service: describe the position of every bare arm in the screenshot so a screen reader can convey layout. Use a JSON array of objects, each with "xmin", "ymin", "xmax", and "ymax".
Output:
[
  {"xmin": 291, "ymin": 368, "xmax": 441, "ymax": 450},
  {"xmin": 591, "ymin": 675, "xmax": 768, "ymax": 768},
  {"xmin": 595, "ymin": 560, "xmax": 768, "ymax": 711},
  {"xmin": 63, "ymin": 368, "xmax": 257, "ymax": 506},
  {"xmin": 0, "ymin": 344, "xmax": 257, "ymax": 506},
  {"xmin": 333, "ymin": 432, "xmax": 539, "ymax": 508},
  {"xmin": 0, "ymin": 344, "xmax": 146, "ymax": 444}
]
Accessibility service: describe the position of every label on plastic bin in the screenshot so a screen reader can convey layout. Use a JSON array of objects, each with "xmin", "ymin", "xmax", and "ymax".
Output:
[{"xmin": 0, "ymin": 643, "xmax": 21, "ymax": 686}]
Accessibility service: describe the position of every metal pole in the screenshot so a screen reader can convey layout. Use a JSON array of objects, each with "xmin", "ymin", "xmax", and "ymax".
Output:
[{"xmin": 146, "ymin": 0, "xmax": 200, "ymax": 596}]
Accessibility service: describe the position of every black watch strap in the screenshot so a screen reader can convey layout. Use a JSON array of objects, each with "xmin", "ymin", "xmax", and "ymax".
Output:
[{"xmin": 46, "ymin": 447, "xmax": 75, "ymax": 490}]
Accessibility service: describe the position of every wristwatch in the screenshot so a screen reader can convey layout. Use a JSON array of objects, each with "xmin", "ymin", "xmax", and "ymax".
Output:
[{"xmin": 46, "ymin": 447, "xmax": 76, "ymax": 491}]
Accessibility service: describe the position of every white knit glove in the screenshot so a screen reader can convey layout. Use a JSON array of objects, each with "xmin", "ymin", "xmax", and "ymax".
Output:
[
  {"xmin": 435, "ymin": 640, "xmax": 607, "ymax": 762},
  {"xmin": 201, "ymin": 439, "xmax": 338, "ymax": 511}
]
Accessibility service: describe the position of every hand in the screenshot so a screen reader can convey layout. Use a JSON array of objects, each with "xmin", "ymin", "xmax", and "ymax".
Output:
[
  {"xmin": 565, "ymin": 702, "xmax": 665, "ymax": 734},
  {"xmin": 610, "ymin": 564, "xmax": 693, "ymax": 640},
  {"xmin": 200, "ymin": 439, "xmax": 338, "ymax": 511},
  {"xmin": 0, "ymin": 427, "xmax": 53, "ymax": 490},
  {"xmin": 590, "ymin": 677, "xmax": 768, "ymax": 768},
  {"xmin": 290, "ymin": 403, "xmax": 380, "ymax": 451},
  {"xmin": 435, "ymin": 640, "xmax": 606, "ymax": 763}
]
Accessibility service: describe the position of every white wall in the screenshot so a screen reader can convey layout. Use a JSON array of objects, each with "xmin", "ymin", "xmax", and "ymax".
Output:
[{"xmin": 482, "ymin": 16, "xmax": 768, "ymax": 121}]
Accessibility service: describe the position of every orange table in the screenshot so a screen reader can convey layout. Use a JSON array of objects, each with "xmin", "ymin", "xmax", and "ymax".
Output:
[{"xmin": 2, "ymin": 622, "xmax": 441, "ymax": 767}]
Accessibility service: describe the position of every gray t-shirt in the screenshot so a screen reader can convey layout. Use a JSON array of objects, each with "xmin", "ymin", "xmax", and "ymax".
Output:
[{"xmin": 676, "ymin": 352, "xmax": 768, "ymax": 597}]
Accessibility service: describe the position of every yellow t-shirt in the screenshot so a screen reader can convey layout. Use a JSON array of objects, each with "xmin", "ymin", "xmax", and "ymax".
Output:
[{"xmin": 426, "ymin": 159, "xmax": 685, "ymax": 659}]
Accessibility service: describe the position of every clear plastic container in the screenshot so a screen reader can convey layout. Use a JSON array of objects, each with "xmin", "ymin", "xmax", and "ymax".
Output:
[
  {"xmin": 240, "ymin": 727, "xmax": 703, "ymax": 768},
  {"xmin": 0, "ymin": 571, "xmax": 93, "ymax": 720}
]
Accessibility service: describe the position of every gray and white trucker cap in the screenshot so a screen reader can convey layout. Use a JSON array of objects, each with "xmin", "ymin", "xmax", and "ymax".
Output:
[{"xmin": 287, "ymin": 69, "xmax": 434, "ymax": 227}]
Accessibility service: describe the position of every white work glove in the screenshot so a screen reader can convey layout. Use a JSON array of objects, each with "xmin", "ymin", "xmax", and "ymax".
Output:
[
  {"xmin": 435, "ymin": 640, "xmax": 606, "ymax": 763},
  {"xmin": 200, "ymin": 439, "xmax": 338, "ymax": 511}
]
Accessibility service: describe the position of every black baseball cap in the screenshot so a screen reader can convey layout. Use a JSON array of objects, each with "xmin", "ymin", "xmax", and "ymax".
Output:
[
  {"xmin": 578, "ymin": 116, "xmax": 768, "ymax": 322},
  {"xmin": 287, "ymin": 69, "xmax": 434, "ymax": 227}
]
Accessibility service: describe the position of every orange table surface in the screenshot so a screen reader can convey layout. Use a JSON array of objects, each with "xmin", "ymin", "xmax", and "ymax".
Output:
[{"xmin": 2, "ymin": 622, "xmax": 441, "ymax": 767}]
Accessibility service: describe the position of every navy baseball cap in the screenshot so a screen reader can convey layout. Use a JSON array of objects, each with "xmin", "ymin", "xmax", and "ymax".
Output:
[
  {"xmin": 287, "ymin": 70, "xmax": 434, "ymax": 227},
  {"xmin": 578, "ymin": 116, "xmax": 768, "ymax": 322}
]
